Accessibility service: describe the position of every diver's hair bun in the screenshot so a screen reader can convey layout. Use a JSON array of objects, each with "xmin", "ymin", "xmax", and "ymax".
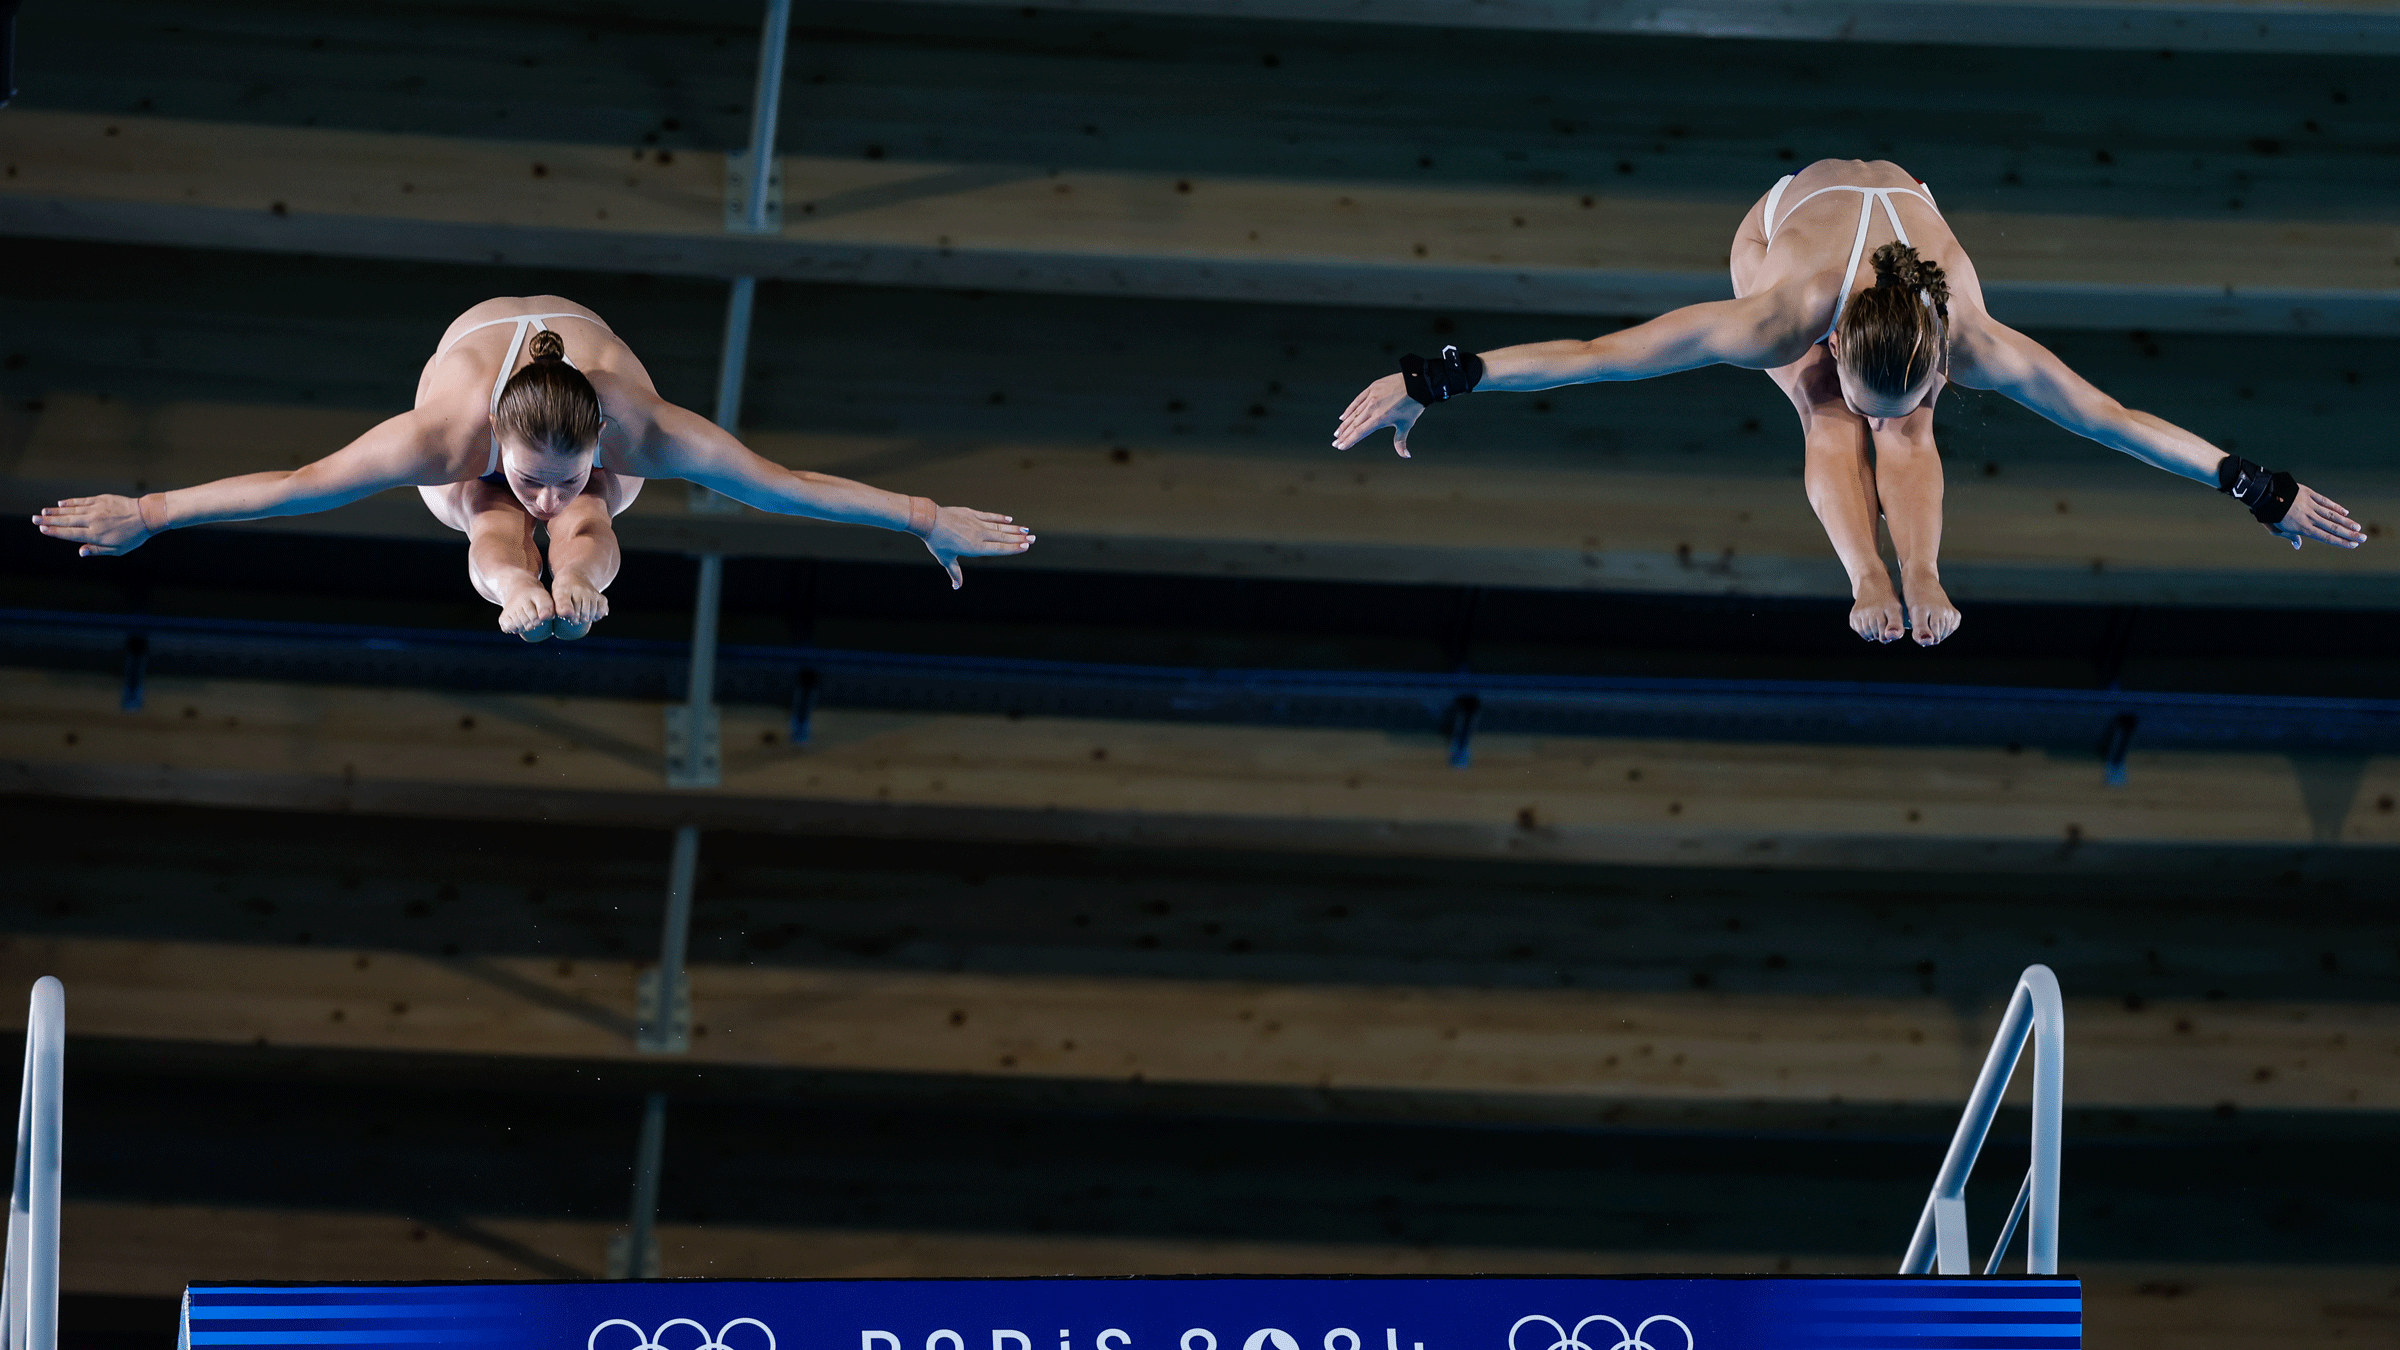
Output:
[
  {"xmin": 1870, "ymin": 241, "xmax": 1950, "ymax": 316},
  {"xmin": 1838, "ymin": 242, "xmax": 1951, "ymax": 401},
  {"xmin": 495, "ymin": 328, "xmax": 603, "ymax": 456}
]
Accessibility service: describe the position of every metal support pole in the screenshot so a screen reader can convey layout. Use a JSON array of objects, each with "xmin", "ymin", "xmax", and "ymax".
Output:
[
  {"xmin": 632, "ymin": 2, "xmax": 789, "ymax": 1281},
  {"xmin": 4, "ymin": 976, "xmax": 64, "ymax": 1350},
  {"xmin": 712, "ymin": 278, "xmax": 760, "ymax": 431},
  {"xmin": 1900, "ymin": 964, "xmax": 2065, "ymax": 1275},
  {"xmin": 668, "ymin": 0, "xmax": 790, "ymax": 789},
  {"xmin": 0, "ymin": 0, "xmax": 20, "ymax": 110},
  {"xmin": 685, "ymin": 276, "xmax": 758, "ymax": 523},
  {"xmin": 611, "ymin": 1092, "xmax": 668, "ymax": 1280},
  {"xmin": 737, "ymin": 1, "xmax": 791, "ymax": 236},
  {"xmin": 636, "ymin": 826, "xmax": 699, "ymax": 1054},
  {"xmin": 662, "ymin": 555, "xmax": 722, "ymax": 787}
]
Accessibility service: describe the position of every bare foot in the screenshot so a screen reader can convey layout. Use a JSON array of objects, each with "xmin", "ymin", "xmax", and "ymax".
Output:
[
  {"xmin": 498, "ymin": 582, "xmax": 556, "ymax": 642},
  {"xmin": 549, "ymin": 570, "xmax": 610, "ymax": 641},
  {"xmin": 1850, "ymin": 572, "xmax": 1906, "ymax": 644},
  {"xmin": 1902, "ymin": 569, "xmax": 1963, "ymax": 647}
]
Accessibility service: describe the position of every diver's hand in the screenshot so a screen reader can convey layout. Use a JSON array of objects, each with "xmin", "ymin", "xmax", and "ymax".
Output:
[
  {"xmin": 33, "ymin": 495, "xmax": 156, "ymax": 556},
  {"xmin": 919, "ymin": 505, "xmax": 1034, "ymax": 589},
  {"xmin": 2270, "ymin": 483, "xmax": 2367, "ymax": 550},
  {"xmin": 1333, "ymin": 374, "xmax": 1424, "ymax": 458}
]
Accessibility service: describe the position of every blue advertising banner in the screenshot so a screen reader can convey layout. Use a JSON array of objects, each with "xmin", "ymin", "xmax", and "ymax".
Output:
[{"xmin": 183, "ymin": 1276, "xmax": 2080, "ymax": 1350}]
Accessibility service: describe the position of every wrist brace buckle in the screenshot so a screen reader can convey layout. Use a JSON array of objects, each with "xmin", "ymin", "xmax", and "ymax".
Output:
[
  {"xmin": 2218, "ymin": 455, "xmax": 2298, "ymax": 525},
  {"xmin": 1399, "ymin": 344, "xmax": 1486, "ymax": 404}
]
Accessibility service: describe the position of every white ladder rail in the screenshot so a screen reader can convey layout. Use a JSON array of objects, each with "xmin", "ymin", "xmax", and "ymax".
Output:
[
  {"xmin": 1, "ymin": 977, "xmax": 63, "ymax": 1350},
  {"xmin": 1902, "ymin": 963, "xmax": 2065, "ymax": 1275}
]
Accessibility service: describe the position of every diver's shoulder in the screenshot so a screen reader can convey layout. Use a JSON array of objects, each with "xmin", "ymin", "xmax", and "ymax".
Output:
[{"xmin": 1795, "ymin": 157, "xmax": 1920, "ymax": 184}]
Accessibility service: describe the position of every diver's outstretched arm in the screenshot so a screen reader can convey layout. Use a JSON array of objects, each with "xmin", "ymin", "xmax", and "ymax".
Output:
[
  {"xmin": 31, "ymin": 408, "xmax": 463, "ymax": 556},
  {"xmin": 1952, "ymin": 315, "xmax": 2365, "ymax": 550},
  {"xmin": 1482, "ymin": 294, "xmax": 1818, "ymax": 388},
  {"xmin": 622, "ymin": 394, "xmax": 1031, "ymax": 589},
  {"xmin": 1334, "ymin": 292, "xmax": 1814, "ymax": 455}
]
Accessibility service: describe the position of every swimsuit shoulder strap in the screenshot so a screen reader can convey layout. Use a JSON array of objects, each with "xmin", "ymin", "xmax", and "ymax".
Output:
[
  {"xmin": 1760, "ymin": 174, "xmax": 1796, "ymax": 244},
  {"xmin": 1877, "ymin": 185, "xmax": 1941, "ymax": 247},
  {"xmin": 1824, "ymin": 185, "xmax": 1943, "ymax": 341},
  {"xmin": 490, "ymin": 318, "xmax": 543, "ymax": 416},
  {"xmin": 1766, "ymin": 182, "xmax": 1865, "ymax": 245},
  {"xmin": 435, "ymin": 314, "xmax": 525, "ymax": 359},
  {"xmin": 1825, "ymin": 190, "xmax": 1883, "ymax": 341},
  {"xmin": 483, "ymin": 318, "xmax": 540, "ymax": 476}
]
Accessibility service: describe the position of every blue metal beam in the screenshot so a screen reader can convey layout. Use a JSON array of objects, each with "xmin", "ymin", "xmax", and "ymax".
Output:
[{"xmin": 9, "ymin": 608, "xmax": 2398, "ymax": 761}]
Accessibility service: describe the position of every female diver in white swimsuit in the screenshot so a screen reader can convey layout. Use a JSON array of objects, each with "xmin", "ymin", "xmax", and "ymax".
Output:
[
  {"xmin": 33, "ymin": 296, "xmax": 1035, "ymax": 640},
  {"xmin": 1332, "ymin": 158, "xmax": 2365, "ymax": 646}
]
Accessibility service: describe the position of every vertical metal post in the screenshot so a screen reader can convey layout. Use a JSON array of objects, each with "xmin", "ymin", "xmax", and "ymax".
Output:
[
  {"xmin": 663, "ymin": 548, "xmax": 726, "ymax": 788},
  {"xmin": 2025, "ymin": 967, "xmax": 2065, "ymax": 1272},
  {"xmin": 4, "ymin": 977, "xmax": 64, "ymax": 1350},
  {"xmin": 712, "ymin": 278, "xmax": 761, "ymax": 431},
  {"xmin": 668, "ymin": 0, "xmax": 790, "ymax": 790},
  {"xmin": 0, "ymin": 0, "xmax": 20, "ymax": 110},
  {"xmin": 630, "ymin": 2, "xmax": 789, "ymax": 1280},
  {"xmin": 736, "ymin": 1, "xmax": 791, "ymax": 236},
  {"xmin": 614, "ymin": 1092, "xmax": 668, "ymax": 1280},
  {"xmin": 637, "ymin": 827, "xmax": 699, "ymax": 1055}
]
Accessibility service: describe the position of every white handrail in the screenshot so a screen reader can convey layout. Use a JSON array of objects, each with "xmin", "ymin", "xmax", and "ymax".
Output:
[
  {"xmin": 1, "ymin": 978, "xmax": 63, "ymax": 1350},
  {"xmin": 1901, "ymin": 964, "xmax": 2064, "ymax": 1275}
]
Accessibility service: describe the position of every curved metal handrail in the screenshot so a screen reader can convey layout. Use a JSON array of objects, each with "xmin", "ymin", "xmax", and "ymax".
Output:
[
  {"xmin": 1, "ymin": 977, "xmax": 62, "ymax": 1350},
  {"xmin": 1901, "ymin": 964, "xmax": 2064, "ymax": 1275}
]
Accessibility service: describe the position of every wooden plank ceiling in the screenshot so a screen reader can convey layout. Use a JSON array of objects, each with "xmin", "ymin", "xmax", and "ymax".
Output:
[
  {"xmin": 6, "ymin": 109, "xmax": 2395, "ymax": 334},
  {"xmin": 4, "ymin": 0, "xmax": 2395, "ymax": 603},
  {"xmin": 13, "ymin": 788, "xmax": 2397, "ymax": 1305},
  {"xmin": 10, "ymin": 668, "xmax": 2399, "ymax": 863},
  {"xmin": 877, "ymin": 0, "xmax": 2400, "ymax": 56},
  {"xmin": 4, "ymin": 931, "xmax": 2393, "ymax": 1109}
]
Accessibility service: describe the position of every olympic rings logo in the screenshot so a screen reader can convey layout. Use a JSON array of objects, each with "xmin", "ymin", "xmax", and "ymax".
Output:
[
  {"xmin": 590, "ymin": 1319, "xmax": 778, "ymax": 1350},
  {"xmin": 1507, "ymin": 1315, "xmax": 1693, "ymax": 1350}
]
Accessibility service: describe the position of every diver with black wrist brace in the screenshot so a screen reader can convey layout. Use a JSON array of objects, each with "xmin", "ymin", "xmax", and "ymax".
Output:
[{"xmin": 1334, "ymin": 158, "xmax": 2366, "ymax": 647}]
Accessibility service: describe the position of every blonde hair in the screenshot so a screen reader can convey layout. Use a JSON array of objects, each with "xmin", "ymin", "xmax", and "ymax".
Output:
[
  {"xmin": 1836, "ymin": 242, "xmax": 1951, "ymax": 400},
  {"xmin": 492, "ymin": 329, "xmax": 603, "ymax": 456}
]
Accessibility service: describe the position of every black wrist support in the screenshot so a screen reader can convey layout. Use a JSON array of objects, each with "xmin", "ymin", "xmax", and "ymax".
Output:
[
  {"xmin": 1400, "ymin": 345, "xmax": 1486, "ymax": 404},
  {"xmin": 2217, "ymin": 454, "xmax": 2298, "ymax": 525}
]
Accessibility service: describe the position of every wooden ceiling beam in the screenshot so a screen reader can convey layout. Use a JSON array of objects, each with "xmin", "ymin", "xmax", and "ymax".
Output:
[
  {"xmin": 878, "ymin": 0, "xmax": 2400, "ymax": 56},
  {"xmin": 4, "ymin": 932, "xmax": 2392, "ymax": 1111},
  {"xmin": 7, "ymin": 669, "xmax": 2398, "ymax": 866},
  {"xmin": 4, "ymin": 111, "xmax": 2394, "ymax": 336}
]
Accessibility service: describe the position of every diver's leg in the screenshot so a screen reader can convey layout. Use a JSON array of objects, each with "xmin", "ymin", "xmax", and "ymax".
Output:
[
  {"xmin": 542, "ymin": 470, "xmax": 632, "ymax": 640},
  {"xmin": 421, "ymin": 481, "xmax": 555, "ymax": 640},
  {"xmin": 1870, "ymin": 406, "xmax": 1961, "ymax": 646},
  {"xmin": 1769, "ymin": 349, "xmax": 1904, "ymax": 642}
]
